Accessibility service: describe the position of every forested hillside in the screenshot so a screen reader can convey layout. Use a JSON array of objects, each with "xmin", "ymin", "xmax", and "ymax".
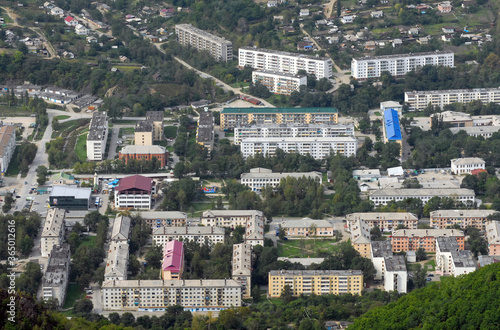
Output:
[{"xmin": 350, "ymin": 263, "xmax": 500, "ymax": 329}]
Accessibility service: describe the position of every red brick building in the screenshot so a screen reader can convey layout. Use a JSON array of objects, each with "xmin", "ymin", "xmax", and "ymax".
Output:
[
  {"xmin": 391, "ymin": 229, "xmax": 465, "ymax": 253},
  {"xmin": 118, "ymin": 145, "xmax": 168, "ymax": 167}
]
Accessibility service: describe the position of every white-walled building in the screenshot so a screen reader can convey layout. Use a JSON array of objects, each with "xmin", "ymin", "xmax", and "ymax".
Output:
[
  {"xmin": 104, "ymin": 241, "xmax": 129, "ymax": 281},
  {"xmin": 240, "ymin": 136, "xmax": 357, "ymax": 159},
  {"xmin": 232, "ymin": 243, "xmax": 252, "ymax": 299},
  {"xmin": 346, "ymin": 212, "xmax": 418, "ymax": 233},
  {"xmin": 234, "ymin": 123, "xmax": 354, "ymax": 145},
  {"xmin": 252, "ymin": 70, "xmax": 306, "ymax": 95},
  {"xmin": 351, "ymin": 51, "xmax": 454, "ymax": 80},
  {"xmin": 41, "ymin": 208, "xmax": 66, "ymax": 258},
  {"xmin": 111, "ymin": 215, "xmax": 131, "ymax": 242},
  {"xmin": 114, "ymin": 175, "xmax": 154, "ymax": 210},
  {"xmin": 436, "ymin": 237, "xmax": 477, "ymax": 276},
  {"xmin": 75, "ymin": 24, "xmax": 89, "ymax": 35},
  {"xmin": 404, "ymin": 87, "xmax": 500, "ymax": 111},
  {"xmin": 241, "ymin": 168, "xmax": 322, "ymax": 192},
  {"xmin": 42, "ymin": 244, "xmax": 70, "ymax": 306},
  {"xmin": 371, "ymin": 240, "xmax": 407, "ymax": 293},
  {"xmin": 369, "ymin": 188, "xmax": 475, "ymax": 206},
  {"xmin": 152, "ymin": 226, "xmax": 225, "ymax": 249},
  {"xmin": 86, "ymin": 112, "xmax": 108, "ymax": 161},
  {"xmin": 239, "ymin": 46, "xmax": 333, "ymax": 79},
  {"xmin": 175, "ymin": 24, "xmax": 232, "ymax": 62},
  {"xmin": 451, "ymin": 157, "xmax": 485, "ymax": 175},
  {"xmin": 0, "ymin": 125, "xmax": 16, "ymax": 174}
]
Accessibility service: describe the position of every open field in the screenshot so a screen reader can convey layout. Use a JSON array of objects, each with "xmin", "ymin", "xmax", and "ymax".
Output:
[{"xmin": 277, "ymin": 238, "xmax": 339, "ymax": 258}]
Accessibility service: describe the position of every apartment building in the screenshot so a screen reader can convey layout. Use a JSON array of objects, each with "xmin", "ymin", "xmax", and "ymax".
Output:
[
  {"xmin": 268, "ymin": 270, "xmax": 363, "ymax": 297},
  {"xmin": 86, "ymin": 111, "xmax": 108, "ymax": 161},
  {"xmin": 371, "ymin": 240, "xmax": 393, "ymax": 280},
  {"xmin": 152, "ymin": 226, "xmax": 225, "ymax": 249},
  {"xmin": 351, "ymin": 51, "xmax": 454, "ymax": 80},
  {"xmin": 111, "ymin": 214, "xmax": 131, "ymax": 242},
  {"xmin": 102, "ymin": 279, "xmax": 241, "ymax": 312},
  {"xmin": 234, "ymin": 123, "xmax": 354, "ymax": 145},
  {"xmin": 105, "ymin": 241, "xmax": 129, "ymax": 281},
  {"xmin": 350, "ymin": 218, "xmax": 372, "ymax": 258},
  {"xmin": 41, "ymin": 208, "xmax": 66, "ymax": 258},
  {"xmin": 221, "ymin": 107, "xmax": 338, "ymax": 130},
  {"xmin": 162, "ymin": 240, "xmax": 184, "ymax": 280},
  {"xmin": 232, "ymin": 243, "xmax": 252, "ymax": 298},
  {"xmin": 134, "ymin": 120, "xmax": 154, "ymax": 146},
  {"xmin": 449, "ymin": 125, "xmax": 500, "ymax": 138},
  {"xmin": 240, "ymin": 136, "xmax": 358, "ymax": 159},
  {"xmin": 119, "ymin": 145, "xmax": 168, "ymax": 167},
  {"xmin": 135, "ymin": 211, "xmax": 188, "ymax": 229},
  {"xmin": 430, "ymin": 110, "xmax": 473, "ymax": 128},
  {"xmin": 146, "ymin": 111, "xmax": 164, "ymax": 141},
  {"xmin": 391, "ymin": 229, "xmax": 465, "ymax": 253},
  {"xmin": 42, "ymin": 244, "xmax": 70, "ymax": 306},
  {"xmin": 281, "ymin": 218, "xmax": 334, "ymax": 237},
  {"xmin": 196, "ymin": 111, "xmax": 214, "ymax": 153},
  {"xmin": 346, "ymin": 212, "xmax": 418, "ymax": 233},
  {"xmin": 114, "ymin": 175, "xmax": 154, "ymax": 210},
  {"xmin": 382, "ymin": 109, "xmax": 402, "ymax": 155},
  {"xmin": 0, "ymin": 125, "xmax": 16, "ymax": 173},
  {"xmin": 436, "ymin": 237, "xmax": 476, "ymax": 276},
  {"xmin": 404, "ymin": 87, "xmax": 500, "ymax": 111},
  {"xmin": 251, "ymin": 70, "xmax": 306, "ymax": 95},
  {"xmin": 430, "ymin": 209, "xmax": 497, "ymax": 230},
  {"xmin": 370, "ymin": 241, "xmax": 407, "ymax": 293},
  {"xmin": 485, "ymin": 221, "xmax": 500, "ymax": 255},
  {"xmin": 240, "ymin": 167, "xmax": 322, "ymax": 192},
  {"xmin": 451, "ymin": 157, "xmax": 485, "ymax": 175},
  {"xmin": 239, "ymin": 46, "xmax": 333, "ymax": 79},
  {"xmin": 369, "ymin": 188, "xmax": 475, "ymax": 206},
  {"xmin": 175, "ymin": 24, "xmax": 232, "ymax": 62}
]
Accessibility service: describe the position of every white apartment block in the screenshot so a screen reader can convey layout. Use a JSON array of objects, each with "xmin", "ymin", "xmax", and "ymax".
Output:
[
  {"xmin": 240, "ymin": 136, "xmax": 357, "ymax": 159},
  {"xmin": 0, "ymin": 125, "xmax": 16, "ymax": 174},
  {"xmin": 111, "ymin": 215, "xmax": 131, "ymax": 242},
  {"xmin": 241, "ymin": 167, "xmax": 322, "ymax": 192},
  {"xmin": 41, "ymin": 208, "xmax": 66, "ymax": 258},
  {"xmin": 42, "ymin": 244, "xmax": 70, "ymax": 306},
  {"xmin": 346, "ymin": 212, "xmax": 418, "ymax": 233},
  {"xmin": 451, "ymin": 157, "xmax": 485, "ymax": 175},
  {"xmin": 436, "ymin": 237, "xmax": 477, "ymax": 276},
  {"xmin": 430, "ymin": 209, "xmax": 497, "ymax": 230},
  {"xmin": 351, "ymin": 51, "xmax": 454, "ymax": 80},
  {"xmin": 369, "ymin": 188, "xmax": 475, "ymax": 206},
  {"xmin": 175, "ymin": 24, "xmax": 232, "ymax": 62},
  {"xmin": 404, "ymin": 87, "xmax": 500, "ymax": 111},
  {"xmin": 252, "ymin": 70, "xmax": 306, "ymax": 95},
  {"xmin": 234, "ymin": 123, "xmax": 354, "ymax": 145},
  {"xmin": 152, "ymin": 226, "xmax": 225, "ymax": 249},
  {"xmin": 232, "ymin": 243, "xmax": 252, "ymax": 299},
  {"xmin": 449, "ymin": 126, "xmax": 500, "ymax": 138},
  {"xmin": 102, "ymin": 279, "xmax": 241, "ymax": 312},
  {"xmin": 384, "ymin": 256, "xmax": 408, "ymax": 293},
  {"xmin": 239, "ymin": 46, "xmax": 333, "ymax": 79},
  {"xmin": 86, "ymin": 111, "xmax": 108, "ymax": 161},
  {"xmin": 105, "ymin": 241, "xmax": 129, "ymax": 281}
]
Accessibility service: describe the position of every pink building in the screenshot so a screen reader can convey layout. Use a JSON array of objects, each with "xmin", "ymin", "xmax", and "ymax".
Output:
[{"xmin": 161, "ymin": 240, "xmax": 184, "ymax": 280}]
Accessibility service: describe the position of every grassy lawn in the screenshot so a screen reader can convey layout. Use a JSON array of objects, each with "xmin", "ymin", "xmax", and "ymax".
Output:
[
  {"xmin": 277, "ymin": 238, "xmax": 339, "ymax": 258},
  {"xmin": 75, "ymin": 133, "xmax": 87, "ymax": 162},
  {"xmin": 225, "ymin": 132, "xmax": 234, "ymax": 137},
  {"xmin": 55, "ymin": 115, "xmax": 70, "ymax": 120},
  {"xmin": 119, "ymin": 127, "xmax": 135, "ymax": 138},
  {"xmin": 0, "ymin": 105, "xmax": 32, "ymax": 116},
  {"xmin": 63, "ymin": 283, "xmax": 84, "ymax": 309},
  {"xmin": 229, "ymin": 81, "xmax": 250, "ymax": 88},
  {"xmin": 78, "ymin": 235, "xmax": 96, "ymax": 248},
  {"xmin": 5, "ymin": 147, "xmax": 21, "ymax": 176},
  {"xmin": 425, "ymin": 259, "xmax": 436, "ymax": 271},
  {"xmin": 166, "ymin": 146, "xmax": 173, "ymax": 152},
  {"xmin": 164, "ymin": 126, "xmax": 178, "ymax": 139},
  {"xmin": 52, "ymin": 119, "xmax": 90, "ymax": 138},
  {"xmin": 114, "ymin": 65, "xmax": 143, "ymax": 72},
  {"xmin": 374, "ymin": 111, "xmax": 382, "ymax": 116},
  {"xmin": 268, "ymin": 298, "xmax": 286, "ymax": 307},
  {"xmin": 190, "ymin": 201, "xmax": 213, "ymax": 217}
]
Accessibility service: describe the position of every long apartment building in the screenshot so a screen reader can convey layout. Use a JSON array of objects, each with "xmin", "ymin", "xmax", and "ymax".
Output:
[
  {"xmin": 282, "ymin": 218, "xmax": 334, "ymax": 237},
  {"xmin": 350, "ymin": 218, "xmax": 372, "ymax": 258},
  {"xmin": 391, "ymin": 229, "xmax": 465, "ymax": 253},
  {"xmin": 104, "ymin": 241, "xmax": 129, "ymax": 281},
  {"xmin": 241, "ymin": 167, "xmax": 322, "ymax": 192},
  {"xmin": 232, "ymin": 243, "xmax": 252, "ymax": 299},
  {"xmin": 152, "ymin": 226, "xmax": 225, "ymax": 249},
  {"xmin": 0, "ymin": 125, "xmax": 16, "ymax": 173},
  {"xmin": 240, "ymin": 136, "xmax": 357, "ymax": 159},
  {"xmin": 430, "ymin": 209, "xmax": 497, "ymax": 231},
  {"xmin": 436, "ymin": 237, "xmax": 477, "ymax": 276},
  {"xmin": 135, "ymin": 211, "xmax": 188, "ymax": 229},
  {"xmin": 371, "ymin": 241, "xmax": 407, "ymax": 293},
  {"xmin": 485, "ymin": 221, "xmax": 500, "ymax": 255},
  {"xmin": 221, "ymin": 107, "xmax": 338, "ymax": 130},
  {"xmin": 351, "ymin": 51, "xmax": 454, "ymax": 80},
  {"xmin": 234, "ymin": 123, "xmax": 354, "ymax": 145},
  {"xmin": 405, "ymin": 87, "xmax": 500, "ymax": 111},
  {"xmin": 86, "ymin": 111, "xmax": 108, "ymax": 161},
  {"xmin": 41, "ymin": 208, "xmax": 66, "ymax": 258},
  {"xmin": 369, "ymin": 188, "xmax": 475, "ymax": 206},
  {"xmin": 101, "ymin": 279, "xmax": 241, "ymax": 312},
  {"xmin": 239, "ymin": 46, "xmax": 333, "ymax": 79},
  {"xmin": 268, "ymin": 270, "xmax": 363, "ymax": 297},
  {"xmin": 196, "ymin": 111, "xmax": 214, "ymax": 153},
  {"xmin": 346, "ymin": 212, "xmax": 418, "ymax": 233},
  {"xmin": 252, "ymin": 70, "xmax": 306, "ymax": 95},
  {"xmin": 175, "ymin": 24, "xmax": 232, "ymax": 62},
  {"xmin": 42, "ymin": 244, "xmax": 70, "ymax": 306}
]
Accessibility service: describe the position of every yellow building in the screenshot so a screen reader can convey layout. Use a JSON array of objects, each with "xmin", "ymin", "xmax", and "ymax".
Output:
[
  {"xmin": 134, "ymin": 121, "xmax": 153, "ymax": 146},
  {"xmin": 146, "ymin": 111, "xmax": 164, "ymax": 141},
  {"xmin": 268, "ymin": 270, "xmax": 363, "ymax": 297},
  {"xmin": 350, "ymin": 218, "xmax": 372, "ymax": 259}
]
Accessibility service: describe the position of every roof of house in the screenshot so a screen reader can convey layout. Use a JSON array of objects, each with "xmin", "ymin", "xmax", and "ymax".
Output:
[
  {"xmin": 162, "ymin": 240, "xmax": 184, "ymax": 272},
  {"xmin": 116, "ymin": 175, "xmax": 152, "ymax": 193},
  {"xmin": 384, "ymin": 109, "xmax": 402, "ymax": 140},
  {"xmin": 282, "ymin": 218, "xmax": 332, "ymax": 229},
  {"xmin": 134, "ymin": 211, "xmax": 187, "ymax": 219},
  {"xmin": 41, "ymin": 208, "xmax": 66, "ymax": 237},
  {"xmin": 221, "ymin": 107, "xmax": 338, "ymax": 114},
  {"xmin": 430, "ymin": 209, "xmax": 497, "ymax": 218},
  {"xmin": 451, "ymin": 157, "xmax": 485, "ymax": 165},
  {"xmin": 119, "ymin": 145, "xmax": 166, "ymax": 155},
  {"xmin": 111, "ymin": 215, "xmax": 131, "ymax": 241},
  {"xmin": 202, "ymin": 210, "xmax": 264, "ymax": 218},
  {"xmin": 64, "ymin": 16, "xmax": 74, "ymax": 22},
  {"xmin": 105, "ymin": 241, "xmax": 129, "ymax": 278},
  {"xmin": 486, "ymin": 221, "xmax": 500, "ymax": 244}
]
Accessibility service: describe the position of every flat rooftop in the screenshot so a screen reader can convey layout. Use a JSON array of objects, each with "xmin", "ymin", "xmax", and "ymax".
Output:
[
  {"xmin": 405, "ymin": 87, "xmax": 500, "ymax": 95},
  {"xmin": 347, "ymin": 212, "xmax": 418, "ymax": 221},
  {"xmin": 370, "ymin": 188, "xmax": 475, "ymax": 197},
  {"xmin": 102, "ymin": 278, "xmax": 240, "ymax": 288},
  {"xmin": 135, "ymin": 120, "xmax": 153, "ymax": 132},
  {"xmin": 146, "ymin": 111, "xmax": 164, "ymax": 122},
  {"xmin": 269, "ymin": 270, "xmax": 362, "ymax": 276},
  {"xmin": 430, "ymin": 209, "xmax": 497, "ymax": 218},
  {"xmin": 392, "ymin": 229, "xmax": 464, "ymax": 237},
  {"xmin": 241, "ymin": 171, "xmax": 321, "ymax": 180},
  {"xmin": 222, "ymin": 107, "xmax": 338, "ymax": 114},
  {"xmin": 282, "ymin": 217, "xmax": 332, "ymax": 228},
  {"xmin": 240, "ymin": 46, "xmax": 331, "ymax": 62},
  {"xmin": 152, "ymin": 226, "xmax": 225, "ymax": 235},
  {"xmin": 355, "ymin": 51, "xmax": 454, "ymax": 61},
  {"xmin": 176, "ymin": 23, "xmax": 232, "ymax": 45}
]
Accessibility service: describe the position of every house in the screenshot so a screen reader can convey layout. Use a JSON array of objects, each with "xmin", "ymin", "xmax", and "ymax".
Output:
[
  {"xmin": 297, "ymin": 41, "xmax": 313, "ymax": 51},
  {"xmin": 352, "ymin": 169, "xmax": 381, "ymax": 182},
  {"xmin": 392, "ymin": 39, "xmax": 403, "ymax": 47},
  {"xmin": 442, "ymin": 34, "xmax": 453, "ymax": 42},
  {"xmin": 62, "ymin": 51, "xmax": 74, "ymax": 59},
  {"xmin": 418, "ymin": 37, "xmax": 429, "ymax": 45},
  {"xmin": 450, "ymin": 157, "xmax": 485, "ymax": 175},
  {"xmin": 41, "ymin": 208, "xmax": 66, "ymax": 258},
  {"xmin": 160, "ymin": 8, "xmax": 176, "ymax": 17},
  {"xmin": 341, "ymin": 16, "xmax": 354, "ymax": 24},
  {"xmin": 438, "ymin": 1, "xmax": 452, "ymax": 13},
  {"xmin": 267, "ymin": 0, "xmax": 278, "ymax": 7},
  {"xmin": 299, "ymin": 9, "xmax": 309, "ymax": 16},
  {"xmin": 50, "ymin": 7, "xmax": 64, "ymax": 16},
  {"xmin": 281, "ymin": 218, "xmax": 334, "ymax": 237},
  {"xmin": 416, "ymin": 4, "xmax": 429, "ymax": 13},
  {"xmin": 64, "ymin": 16, "xmax": 78, "ymax": 26},
  {"xmin": 119, "ymin": 55, "xmax": 129, "ymax": 62},
  {"xmin": 75, "ymin": 24, "xmax": 89, "ymax": 35},
  {"xmin": 86, "ymin": 36, "xmax": 97, "ymax": 43},
  {"xmin": 371, "ymin": 11, "xmax": 383, "ymax": 18},
  {"xmin": 408, "ymin": 27, "xmax": 419, "ymax": 35},
  {"xmin": 442, "ymin": 26, "xmax": 455, "ymax": 33}
]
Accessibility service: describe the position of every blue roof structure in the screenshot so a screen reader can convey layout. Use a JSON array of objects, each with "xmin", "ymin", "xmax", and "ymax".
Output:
[{"xmin": 383, "ymin": 109, "xmax": 402, "ymax": 141}]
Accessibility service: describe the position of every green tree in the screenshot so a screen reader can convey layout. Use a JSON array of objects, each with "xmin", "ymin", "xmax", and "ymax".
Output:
[
  {"xmin": 36, "ymin": 165, "xmax": 49, "ymax": 186},
  {"xmin": 145, "ymin": 245, "xmax": 163, "ymax": 269},
  {"xmin": 412, "ymin": 263, "xmax": 427, "ymax": 289},
  {"xmin": 416, "ymin": 247, "xmax": 427, "ymax": 261},
  {"xmin": 281, "ymin": 284, "xmax": 294, "ymax": 303},
  {"xmin": 73, "ymin": 299, "xmax": 93, "ymax": 315}
]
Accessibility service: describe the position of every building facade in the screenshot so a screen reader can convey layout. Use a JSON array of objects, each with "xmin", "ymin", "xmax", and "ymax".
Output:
[
  {"xmin": 391, "ymin": 229, "xmax": 465, "ymax": 253},
  {"xmin": 404, "ymin": 87, "xmax": 500, "ymax": 111},
  {"xmin": 430, "ymin": 209, "xmax": 497, "ymax": 230},
  {"xmin": 436, "ymin": 237, "xmax": 476, "ymax": 276},
  {"xmin": 281, "ymin": 218, "xmax": 334, "ymax": 237},
  {"xmin": 450, "ymin": 157, "xmax": 486, "ymax": 175},
  {"xmin": 251, "ymin": 70, "xmax": 307, "ymax": 95},
  {"xmin": 350, "ymin": 218, "xmax": 372, "ymax": 258},
  {"xmin": 232, "ymin": 243, "xmax": 252, "ymax": 299},
  {"xmin": 346, "ymin": 212, "xmax": 418, "ymax": 233},
  {"xmin": 0, "ymin": 125, "xmax": 16, "ymax": 174},
  {"xmin": 485, "ymin": 221, "xmax": 500, "ymax": 255},
  {"xmin": 119, "ymin": 145, "xmax": 168, "ymax": 167},
  {"xmin": 114, "ymin": 175, "xmax": 154, "ymax": 210},
  {"xmin": 268, "ymin": 270, "xmax": 363, "ymax": 297},
  {"xmin": 86, "ymin": 112, "xmax": 108, "ymax": 161},
  {"xmin": 241, "ymin": 167, "xmax": 322, "ymax": 192},
  {"xmin": 234, "ymin": 123, "xmax": 354, "ymax": 145},
  {"xmin": 240, "ymin": 136, "xmax": 357, "ymax": 159},
  {"xmin": 239, "ymin": 46, "xmax": 333, "ymax": 79},
  {"xmin": 221, "ymin": 107, "xmax": 338, "ymax": 130},
  {"xmin": 175, "ymin": 24, "xmax": 232, "ymax": 62},
  {"xmin": 369, "ymin": 188, "xmax": 475, "ymax": 206},
  {"xmin": 42, "ymin": 244, "xmax": 70, "ymax": 306},
  {"xmin": 134, "ymin": 120, "xmax": 154, "ymax": 146},
  {"xmin": 196, "ymin": 111, "xmax": 214, "ymax": 153},
  {"xmin": 41, "ymin": 208, "xmax": 66, "ymax": 258},
  {"xmin": 135, "ymin": 211, "xmax": 188, "ymax": 229},
  {"xmin": 49, "ymin": 186, "xmax": 91, "ymax": 210},
  {"xmin": 111, "ymin": 214, "xmax": 131, "ymax": 242},
  {"xmin": 146, "ymin": 111, "xmax": 164, "ymax": 141},
  {"xmin": 152, "ymin": 226, "xmax": 225, "ymax": 249},
  {"xmin": 351, "ymin": 51, "xmax": 454, "ymax": 80}
]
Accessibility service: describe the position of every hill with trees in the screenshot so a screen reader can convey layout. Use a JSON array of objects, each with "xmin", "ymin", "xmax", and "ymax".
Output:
[{"xmin": 350, "ymin": 263, "xmax": 500, "ymax": 329}]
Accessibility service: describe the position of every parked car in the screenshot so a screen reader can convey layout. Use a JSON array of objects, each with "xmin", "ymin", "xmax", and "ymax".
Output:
[
  {"xmin": 428, "ymin": 274, "xmax": 434, "ymax": 277},
  {"xmin": 426, "ymin": 278, "xmax": 432, "ymax": 281},
  {"xmin": 85, "ymin": 296, "xmax": 92, "ymax": 299}
]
